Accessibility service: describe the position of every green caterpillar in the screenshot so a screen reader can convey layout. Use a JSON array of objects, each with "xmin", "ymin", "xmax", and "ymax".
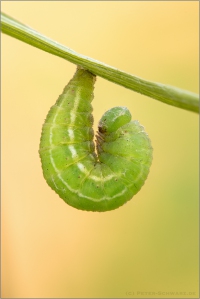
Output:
[{"xmin": 39, "ymin": 67, "xmax": 153, "ymax": 212}]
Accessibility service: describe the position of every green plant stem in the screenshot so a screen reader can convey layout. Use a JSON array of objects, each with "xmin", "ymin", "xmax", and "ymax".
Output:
[{"xmin": 1, "ymin": 12, "xmax": 199, "ymax": 113}]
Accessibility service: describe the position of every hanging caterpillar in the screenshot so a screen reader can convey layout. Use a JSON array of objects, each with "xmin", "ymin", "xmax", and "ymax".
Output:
[{"xmin": 39, "ymin": 67, "xmax": 153, "ymax": 212}]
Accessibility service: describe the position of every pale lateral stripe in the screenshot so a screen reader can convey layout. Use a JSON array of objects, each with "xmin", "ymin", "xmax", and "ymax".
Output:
[
  {"xmin": 77, "ymin": 162, "xmax": 89, "ymax": 175},
  {"xmin": 49, "ymin": 89, "xmax": 80, "ymax": 143},
  {"xmin": 48, "ymin": 86, "xmax": 130, "ymax": 202},
  {"xmin": 57, "ymin": 173, "xmax": 77, "ymax": 194},
  {"xmin": 50, "ymin": 150, "xmax": 128, "ymax": 202},
  {"xmin": 53, "ymin": 169, "xmax": 127, "ymax": 201},
  {"xmin": 133, "ymin": 164, "xmax": 145, "ymax": 184},
  {"xmin": 68, "ymin": 145, "xmax": 77, "ymax": 158},
  {"xmin": 49, "ymin": 149, "xmax": 80, "ymax": 194},
  {"xmin": 49, "ymin": 90, "xmax": 80, "ymax": 194},
  {"xmin": 77, "ymin": 163, "xmax": 117, "ymax": 182},
  {"xmin": 51, "ymin": 176, "xmax": 61, "ymax": 191},
  {"xmin": 125, "ymin": 164, "xmax": 145, "ymax": 189},
  {"xmin": 49, "ymin": 99, "xmax": 61, "ymax": 144},
  {"xmin": 70, "ymin": 113, "xmax": 76, "ymax": 124},
  {"xmin": 90, "ymin": 174, "xmax": 116, "ymax": 182},
  {"xmin": 78, "ymin": 186, "xmax": 127, "ymax": 201},
  {"xmin": 68, "ymin": 128, "xmax": 74, "ymax": 140},
  {"xmin": 69, "ymin": 89, "xmax": 81, "ymax": 124}
]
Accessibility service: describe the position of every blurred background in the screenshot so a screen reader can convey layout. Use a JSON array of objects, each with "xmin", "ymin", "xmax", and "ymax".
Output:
[{"xmin": 1, "ymin": 1, "xmax": 199, "ymax": 298}]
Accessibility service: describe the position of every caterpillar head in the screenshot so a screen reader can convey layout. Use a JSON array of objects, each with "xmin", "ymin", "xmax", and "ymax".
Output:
[{"xmin": 98, "ymin": 106, "xmax": 132, "ymax": 134}]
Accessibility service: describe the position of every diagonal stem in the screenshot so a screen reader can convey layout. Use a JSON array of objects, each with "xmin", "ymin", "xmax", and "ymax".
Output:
[{"xmin": 1, "ymin": 12, "xmax": 199, "ymax": 113}]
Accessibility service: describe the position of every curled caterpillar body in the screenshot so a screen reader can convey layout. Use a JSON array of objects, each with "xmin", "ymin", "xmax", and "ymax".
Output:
[{"xmin": 39, "ymin": 68, "xmax": 153, "ymax": 212}]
